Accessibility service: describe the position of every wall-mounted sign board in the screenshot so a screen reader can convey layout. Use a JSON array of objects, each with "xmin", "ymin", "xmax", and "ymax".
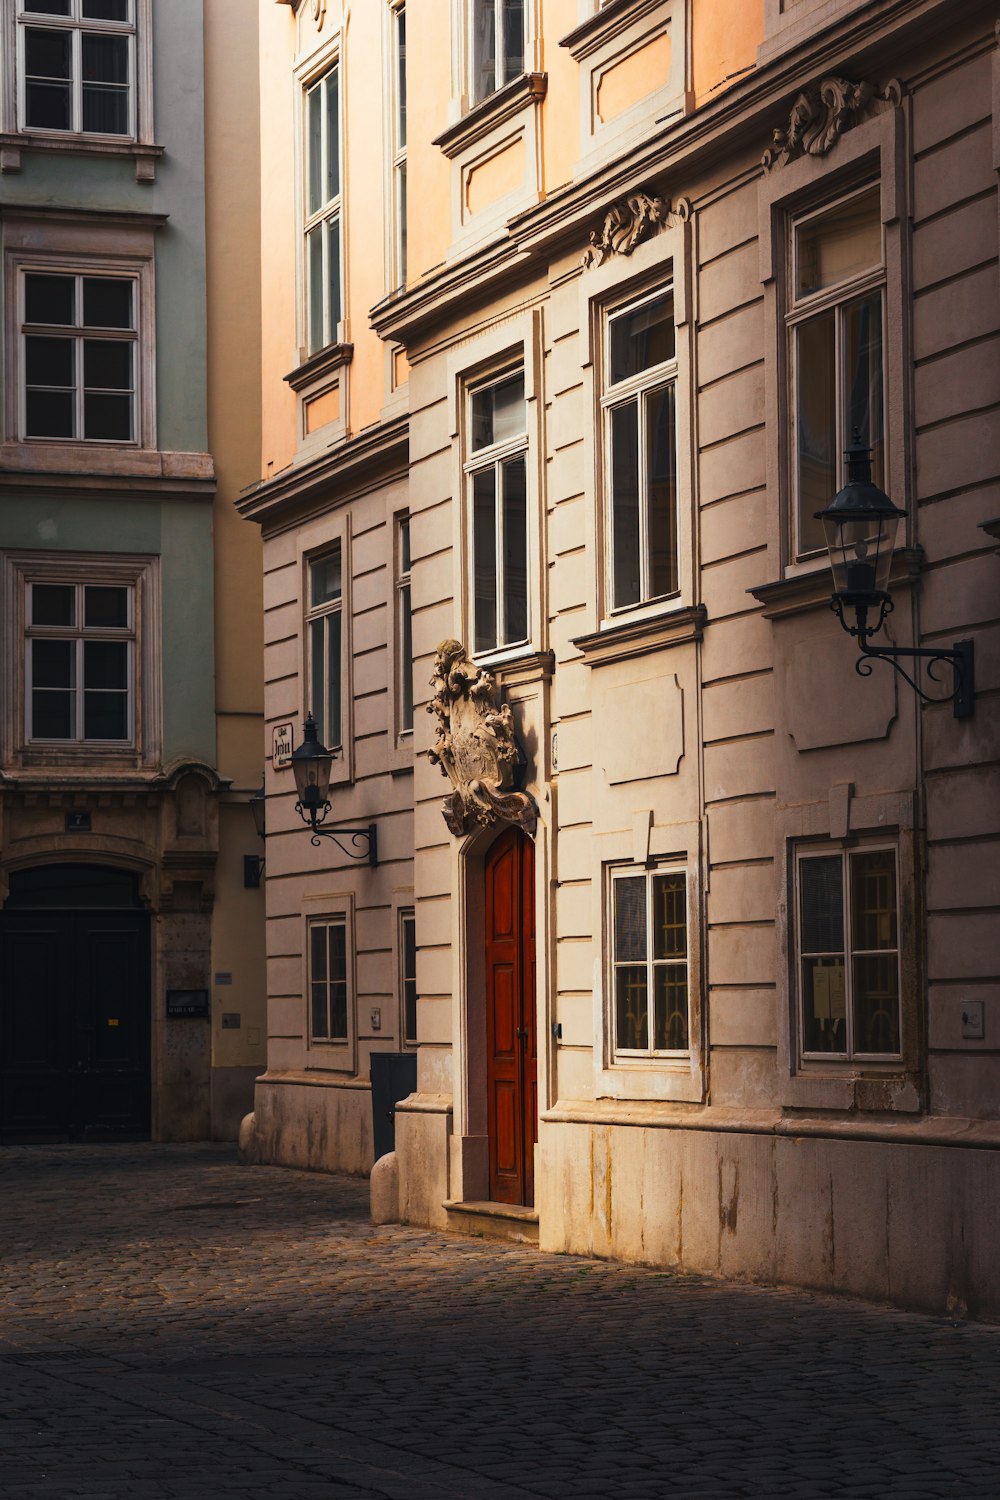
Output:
[
  {"xmin": 166, "ymin": 989, "xmax": 209, "ymax": 1019},
  {"xmin": 272, "ymin": 721, "xmax": 294, "ymax": 768}
]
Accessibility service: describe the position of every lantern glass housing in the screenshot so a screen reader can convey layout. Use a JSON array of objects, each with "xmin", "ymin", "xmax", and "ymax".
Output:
[
  {"xmin": 291, "ymin": 713, "xmax": 335, "ymax": 814},
  {"xmin": 815, "ymin": 441, "xmax": 905, "ymax": 610}
]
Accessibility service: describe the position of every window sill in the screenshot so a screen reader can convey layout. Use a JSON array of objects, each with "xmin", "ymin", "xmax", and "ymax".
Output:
[
  {"xmin": 0, "ymin": 132, "xmax": 163, "ymax": 183},
  {"xmin": 747, "ymin": 547, "xmax": 923, "ymax": 621},
  {"xmin": 0, "ymin": 443, "xmax": 215, "ymax": 494},
  {"xmin": 283, "ymin": 342, "xmax": 353, "ymax": 393},
  {"xmin": 433, "ymin": 72, "xmax": 547, "ymax": 160},
  {"xmin": 573, "ymin": 604, "xmax": 706, "ymax": 666}
]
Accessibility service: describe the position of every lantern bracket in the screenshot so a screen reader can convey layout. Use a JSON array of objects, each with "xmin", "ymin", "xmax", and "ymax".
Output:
[
  {"xmin": 294, "ymin": 799, "xmax": 379, "ymax": 867},
  {"xmin": 834, "ymin": 597, "xmax": 975, "ymax": 719}
]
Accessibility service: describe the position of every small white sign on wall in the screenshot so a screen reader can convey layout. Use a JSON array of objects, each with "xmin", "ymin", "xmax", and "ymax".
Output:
[{"xmin": 271, "ymin": 721, "xmax": 294, "ymax": 769}]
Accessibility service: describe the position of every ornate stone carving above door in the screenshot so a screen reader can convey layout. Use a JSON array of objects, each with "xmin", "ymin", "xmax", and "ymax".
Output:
[{"xmin": 428, "ymin": 640, "xmax": 536, "ymax": 837}]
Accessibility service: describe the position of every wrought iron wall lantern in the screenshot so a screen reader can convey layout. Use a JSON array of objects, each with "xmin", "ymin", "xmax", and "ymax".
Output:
[
  {"xmin": 244, "ymin": 779, "xmax": 266, "ymax": 888},
  {"xmin": 815, "ymin": 440, "xmax": 974, "ymax": 720},
  {"xmin": 290, "ymin": 713, "xmax": 378, "ymax": 867}
]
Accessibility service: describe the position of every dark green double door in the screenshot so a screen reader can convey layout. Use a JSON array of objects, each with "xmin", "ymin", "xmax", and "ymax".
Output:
[{"xmin": 0, "ymin": 901, "xmax": 150, "ymax": 1141}]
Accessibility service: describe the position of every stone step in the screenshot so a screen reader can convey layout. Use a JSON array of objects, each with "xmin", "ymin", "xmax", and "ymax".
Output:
[{"xmin": 443, "ymin": 1198, "xmax": 540, "ymax": 1246}]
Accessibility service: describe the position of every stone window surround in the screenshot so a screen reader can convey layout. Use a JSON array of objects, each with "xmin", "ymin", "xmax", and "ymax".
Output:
[
  {"xmin": 592, "ymin": 817, "xmax": 705, "ymax": 1104},
  {"xmin": 297, "ymin": 510, "xmax": 354, "ymax": 790},
  {"xmin": 445, "ymin": 306, "xmax": 547, "ymax": 672},
  {"xmin": 303, "ymin": 893, "xmax": 356, "ymax": 1075},
  {"xmin": 0, "ymin": 547, "xmax": 162, "ymax": 773},
  {"xmin": 2, "ymin": 206, "xmax": 161, "ymax": 474},
  {"xmin": 292, "ymin": 21, "xmax": 347, "ymax": 373},
  {"xmin": 559, "ymin": 0, "xmax": 689, "ymax": 182},
  {"xmin": 0, "ymin": 0, "xmax": 158, "ymax": 181},
  {"xmin": 758, "ymin": 99, "xmax": 907, "ymax": 590},
  {"xmin": 576, "ymin": 211, "xmax": 696, "ymax": 644},
  {"xmin": 775, "ymin": 787, "xmax": 923, "ymax": 1115}
]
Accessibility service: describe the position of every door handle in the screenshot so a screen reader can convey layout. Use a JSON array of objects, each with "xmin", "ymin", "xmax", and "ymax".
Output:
[{"xmin": 516, "ymin": 1027, "xmax": 528, "ymax": 1045}]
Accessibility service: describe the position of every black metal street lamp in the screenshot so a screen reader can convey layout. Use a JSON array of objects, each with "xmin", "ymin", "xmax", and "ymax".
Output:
[
  {"xmin": 290, "ymin": 713, "xmax": 378, "ymax": 866},
  {"xmin": 244, "ymin": 778, "xmax": 266, "ymax": 888},
  {"xmin": 815, "ymin": 440, "xmax": 974, "ymax": 720}
]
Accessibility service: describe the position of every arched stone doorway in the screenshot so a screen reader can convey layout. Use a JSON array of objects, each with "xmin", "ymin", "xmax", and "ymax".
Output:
[{"xmin": 0, "ymin": 864, "xmax": 151, "ymax": 1141}]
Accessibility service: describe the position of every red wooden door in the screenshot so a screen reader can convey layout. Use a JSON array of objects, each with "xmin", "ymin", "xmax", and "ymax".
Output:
[{"xmin": 485, "ymin": 827, "xmax": 537, "ymax": 1206}]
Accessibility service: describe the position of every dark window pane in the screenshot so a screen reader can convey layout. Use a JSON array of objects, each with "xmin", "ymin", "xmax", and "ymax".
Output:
[
  {"xmin": 614, "ymin": 875, "xmax": 646, "ymax": 963},
  {"xmin": 399, "ymin": 515, "xmax": 411, "ymax": 574},
  {"xmin": 311, "ymin": 982, "xmax": 328, "ymax": 1038},
  {"xmin": 853, "ymin": 954, "xmax": 900, "ymax": 1055},
  {"xmin": 850, "ymin": 850, "xmax": 897, "ymax": 952},
  {"xmin": 25, "ymin": 1, "xmax": 72, "ymax": 14},
  {"xmin": 310, "ymin": 617, "xmax": 326, "ymax": 737},
  {"xmin": 25, "ymin": 79, "xmax": 71, "ymax": 129},
  {"xmin": 472, "ymin": 0, "xmax": 496, "ymax": 101},
  {"xmin": 796, "ymin": 311, "xmax": 836, "ymax": 554},
  {"xmin": 654, "ymin": 966, "xmax": 688, "ymax": 1051},
  {"xmin": 329, "ymin": 982, "xmax": 348, "ymax": 1041},
  {"xmin": 472, "ymin": 467, "xmax": 497, "ymax": 652},
  {"xmin": 307, "ymin": 83, "xmax": 322, "ymax": 217},
  {"xmin": 610, "ymin": 293, "xmax": 675, "ymax": 383},
  {"xmin": 32, "ymin": 638, "xmax": 74, "ymax": 689},
  {"xmin": 32, "ymin": 689, "xmax": 74, "ymax": 739},
  {"xmin": 83, "ymin": 0, "xmax": 129, "ymax": 19},
  {"xmin": 82, "ymin": 82, "xmax": 128, "ymax": 135},
  {"xmin": 844, "ymin": 291, "xmax": 884, "ymax": 488},
  {"xmin": 616, "ymin": 966, "xmax": 647, "ymax": 1051},
  {"xmin": 311, "ymin": 924, "xmax": 327, "ymax": 981},
  {"xmin": 652, "ymin": 873, "xmax": 686, "ymax": 960},
  {"xmin": 471, "ymin": 372, "xmax": 524, "ymax": 452},
  {"xmin": 26, "ymin": 390, "xmax": 74, "ymax": 438},
  {"xmin": 310, "ymin": 548, "xmax": 342, "ymax": 606},
  {"xmin": 610, "ymin": 399, "xmax": 640, "ymax": 608},
  {"xmin": 325, "ymin": 68, "xmax": 339, "ymax": 201},
  {"xmin": 25, "ymin": 274, "xmax": 75, "ymax": 326},
  {"xmin": 307, "ymin": 225, "xmax": 323, "ymax": 354},
  {"xmin": 403, "ymin": 915, "xmax": 417, "ymax": 1043},
  {"xmin": 25, "ymin": 27, "xmax": 71, "ymax": 79},
  {"xmin": 326, "ymin": 217, "xmax": 341, "ymax": 336},
  {"xmin": 399, "ymin": 581, "xmax": 413, "ymax": 731},
  {"xmin": 32, "ymin": 583, "xmax": 74, "ymax": 626},
  {"xmin": 85, "ymin": 585, "xmax": 128, "ymax": 628},
  {"xmin": 84, "ymin": 689, "xmax": 128, "ymax": 740},
  {"xmin": 84, "ymin": 338, "xmax": 131, "ymax": 390},
  {"xmin": 26, "ymin": 335, "xmax": 74, "ymax": 387},
  {"xmin": 82, "ymin": 32, "xmax": 128, "ymax": 82},
  {"xmin": 502, "ymin": 455, "xmax": 527, "ymax": 644},
  {"xmin": 84, "ymin": 639, "xmax": 127, "ymax": 690},
  {"xmin": 646, "ymin": 383, "xmax": 678, "ymax": 598},
  {"xmin": 396, "ymin": 10, "xmax": 406, "ymax": 147},
  {"xmin": 84, "ymin": 392, "xmax": 131, "ymax": 440},
  {"xmin": 802, "ymin": 957, "xmax": 847, "ymax": 1053},
  {"xmin": 397, "ymin": 160, "xmax": 407, "ymax": 285},
  {"xmin": 799, "ymin": 856, "xmax": 843, "ymax": 953},
  {"xmin": 796, "ymin": 187, "xmax": 881, "ymax": 298},
  {"xmin": 325, "ymin": 610, "xmax": 342, "ymax": 749},
  {"xmin": 501, "ymin": 0, "xmax": 524, "ymax": 83},
  {"xmin": 328, "ymin": 923, "xmax": 347, "ymax": 983}
]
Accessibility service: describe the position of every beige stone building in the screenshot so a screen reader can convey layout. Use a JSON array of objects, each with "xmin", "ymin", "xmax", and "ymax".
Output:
[{"xmin": 241, "ymin": 0, "xmax": 1000, "ymax": 1318}]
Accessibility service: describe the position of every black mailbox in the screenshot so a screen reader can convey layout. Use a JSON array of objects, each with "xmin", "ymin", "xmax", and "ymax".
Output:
[{"xmin": 370, "ymin": 1051, "xmax": 417, "ymax": 1162}]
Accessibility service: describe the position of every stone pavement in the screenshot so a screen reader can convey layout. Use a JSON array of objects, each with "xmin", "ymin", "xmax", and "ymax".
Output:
[{"xmin": 1, "ymin": 1146, "xmax": 999, "ymax": 1500}]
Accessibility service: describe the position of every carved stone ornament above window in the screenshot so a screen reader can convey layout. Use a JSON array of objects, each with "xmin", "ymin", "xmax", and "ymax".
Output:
[
  {"xmin": 312, "ymin": 0, "xmax": 327, "ymax": 24},
  {"xmin": 427, "ymin": 640, "xmax": 536, "ymax": 837},
  {"xmin": 582, "ymin": 193, "xmax": 690, "ymax": 269},
  {"xmin": 762, "ymin": 76, "xmax": 903, "ymax": 172}
]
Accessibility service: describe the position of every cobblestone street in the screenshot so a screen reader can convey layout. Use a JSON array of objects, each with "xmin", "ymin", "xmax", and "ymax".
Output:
[{"xmin": 1, "ymin": 1145, "xmax": 999, "ymax": 1499}]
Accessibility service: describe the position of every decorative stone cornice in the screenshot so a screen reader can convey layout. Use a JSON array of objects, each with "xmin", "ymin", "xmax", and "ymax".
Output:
[
  {"xmin": 427, "ymin": 640, "xmax": 536, "ymax": 837},
  {"xmin": 582, "ymin": 192, "xmax": 690, "ymax": 269},
  {"xmin": 761, "ymin": 76, "xmax": 903, "ymax": 172},
  {"xmin": 235, "ymin": 414, "xmax": 408, "ymax": 528}
]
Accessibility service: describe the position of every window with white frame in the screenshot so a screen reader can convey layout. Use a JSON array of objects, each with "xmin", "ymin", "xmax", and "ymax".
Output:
[
  {"xmin": 303, "ymin": 62, "xmax": 342, "ymax": 356},
  {"xmin": 796, "ymin": 844, "xmax": 901, "ymax": 1061},
  {"xmin": 306, "ymin": 547, "xmax": 343, "ymax": 751},
  {"xmin": 789, "ymin": 184, "xmax": 885, "ymax": 558},
  {"xmin": 399, "ymin": 908, "xmax": 416, "ymax": 1046},
  {"xmin": 469, "ymin": 0, "xmax": 524, "ymax": 106},
  {"xmin": 19, "ymin": 267, "xmax": 138, "ymax": 443},
  {"xmin": 309, "ymin": 917, "xmax": 349, "ymax": 1043},
  {"xmin": 395, "ymin": 513, "xmax": 413, "ymax": 735},
  {"xmin": 17, "ymin": 0, "xmax": 135, "ymax": 137},
  {"xmin": 603, "ymin": 287, "xmax": 679, "ymax": 612},
  {"xmin": 467, "ymin": 368, "xmax": 528, "ymax": 655},
  {"xmin": 610, "ymin": 865, "xmax": 689, "ymax": 1059},
  {"xmin": 25, "ymin": 577, "xmax": 134, "ymax": 744},
  {"xmin": 388, "ymin": 3, "xmax": 406, "ymax": 289}
]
